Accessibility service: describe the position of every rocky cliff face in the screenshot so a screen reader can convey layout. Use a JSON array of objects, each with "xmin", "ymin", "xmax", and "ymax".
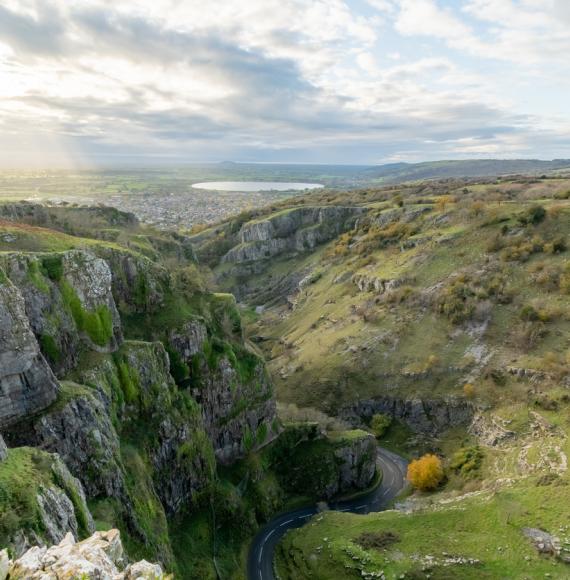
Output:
[
  {"xmin": 0, "ymin": 251, "xmax": 122, "ymax": 377},
  {"xmin": 331, "ymin": 432, "xmax": 376, "ymax": 497},
  {"xmin": 274, "ymin": 425, "xmax": 377, "ymax": 500},
  {"xmin": 2, "ymin": 529, "xmax": 163, "ymax": 580},
  {"xmin": 168, "ymin": 318, "xmax": 277, "ymax": 463},
  {"xmin": 340, "ymin": 397, "xmax": 475, "ymax": 436},
  {"xmin": 0, "ymin": 272, "xmax": 59, "ymax": 427},
  {"xmin": 0, "ymin": 447, "xmax": 94, "ymax": 557},
  {"xmin": 0, "ymin": 243, "xmax": 277, "ymax": 568},
  {"xmin": 221, "ymin": 206, "xmax": 363, "ymax": 265}
]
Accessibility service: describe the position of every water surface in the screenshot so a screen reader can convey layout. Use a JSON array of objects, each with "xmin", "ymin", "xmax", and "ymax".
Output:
[{"xmin": 191, "ymin": 181, "xmax": 324, "ymax": 192}]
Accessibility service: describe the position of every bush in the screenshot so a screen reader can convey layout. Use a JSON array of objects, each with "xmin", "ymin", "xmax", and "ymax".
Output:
[
  {"xmin": 519, "ymin": 304, "xmax": 539, "ymax": 322},
  {"xmin": 166, "ymin": 346, "xmax": 190, "ymax": 383},
  {"xmin": 370, "ymin": 413, "xmax": 392, "ymax": 438},
  {"xmin": 407, "ymin": 454, "xmax": 444, "ymax": 491},
  {"xmin": 519, "ymin": 205, "xmax": 546, "ymax": 225},
  {"xmin": 41, "ymin": 255, "xmax": 64, "ymax": 281},
  {"xmin": 356, "ymin": 531, "xmax": 400, "ymax": 550},
  {"xmin": 450, "ymin": 446, "xmax": 484, "ymax": 478},
  {"xmin": 39, "ymin": 334, "xmax": 61, "ymax": 364},
  {"xmin": 463, "ymin": 383, "xmax": 475, "ymax": 398}
]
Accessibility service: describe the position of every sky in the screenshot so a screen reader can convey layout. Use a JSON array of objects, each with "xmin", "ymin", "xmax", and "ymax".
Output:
[{"xmin": 0, "ymin": 0, "xmax": 569, "ymax": 167}]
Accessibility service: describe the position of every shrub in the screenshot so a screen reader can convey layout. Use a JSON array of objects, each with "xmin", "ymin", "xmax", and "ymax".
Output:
[
  {"xmin": 407, "ymin": 454, "xmax": 444, "ymax": 491},
  {"xmin": 39, "ymin": 334, "xmax": 61, "ymax": 364},
  {"xmin": 356, "ymin": 531, "xmax": 400, "ymax": 550},
  {"xmin": 117, "ymin": 361, "xmax": 139, "ymax": 404},
  {"xmin": 41, "ymin": 255, "xmax": 64, "ymax": 281},
  {"xmin": 436, "ymin": 276, "xmax": 482, "ymax": 324},
  {"xmin": 519, "ymin": 205, "xmax": 546, "ymax": 225},
  {"xmin": 519, "ymin": 304, "xmax": 539, "ymax": 322},
  {"xmin": 463, "ymin": 383, "xmax": 475, "ymax": 398},
  {"xmin": 166, "ymin": 346, "xmax": 190, "ymax": 383},
  {"xmin": 512, "ymin": 321, "xmax": 547, "ymax": 352},
  {"xmin": 370, "ymin": 413, "xmax": 392, "ymax": 438},
  {"xmin": 450, "ymin": 446, "xmax": 484, "ymax": 478}
]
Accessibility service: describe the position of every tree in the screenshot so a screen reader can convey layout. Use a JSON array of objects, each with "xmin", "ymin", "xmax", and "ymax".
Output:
[
  {"xmin": 463, "ymin": 383, "xmax": 475, "ymax": 398},
  {"xmin": 407, "ymin": 454, "xmax": 444, "ymax": 491},
  {"xmin": 370, "ymin": 413, "xmax": 392, "ymax": 438}
]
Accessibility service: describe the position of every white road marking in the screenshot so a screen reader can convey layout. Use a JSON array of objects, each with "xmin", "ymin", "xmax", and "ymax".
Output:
[
  {"xmin": 280, "ymin": 519, "xmax": 294, "ymax": 527},
  {"xmin": 356, "ymin": 505, "xmax": 366, "ymax": 509}
]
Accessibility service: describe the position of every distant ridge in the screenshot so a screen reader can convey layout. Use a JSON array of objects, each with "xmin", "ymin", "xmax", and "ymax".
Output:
[{"xmin": 364, "ymin": 158, "xmax": 570, "ymax": 182}]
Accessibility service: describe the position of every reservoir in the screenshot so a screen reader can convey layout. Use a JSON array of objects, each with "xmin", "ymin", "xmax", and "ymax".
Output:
[{"xmin": 191, "ymin": 181, "xmax": 324, "ymax": 192}]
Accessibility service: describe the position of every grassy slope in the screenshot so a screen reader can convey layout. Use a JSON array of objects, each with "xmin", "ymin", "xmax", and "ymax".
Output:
[
  {"xmin": 246, "ymin": 183, "xmax": 570, "ymax": 414},
  {"xmin": 213, "ymin": 177, "xmax": 570, "ymax": 578}
]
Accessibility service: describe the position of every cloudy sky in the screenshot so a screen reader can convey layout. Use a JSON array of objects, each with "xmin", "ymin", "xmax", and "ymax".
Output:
[{"xmin": 0, "ymin": 0, "xmax": 569, "ymax": 167}]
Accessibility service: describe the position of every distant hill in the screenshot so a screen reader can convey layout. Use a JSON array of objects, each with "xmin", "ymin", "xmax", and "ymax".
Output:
[{"xmin": 364, "ymin": 158, "xmax": 570, "ymax": 183}]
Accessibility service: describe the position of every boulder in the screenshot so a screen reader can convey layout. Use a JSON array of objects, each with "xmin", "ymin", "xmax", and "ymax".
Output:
[{"xmin": 5, "ymin": 530, "xmax": 163, "ymax": 579}]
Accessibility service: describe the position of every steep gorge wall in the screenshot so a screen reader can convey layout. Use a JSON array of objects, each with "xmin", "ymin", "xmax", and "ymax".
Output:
[
  {"xmin": 221, "ymin": 206, "xmax": 364, "ymax": 265},
  {"xmin": 0, "ymin": 247, "xmax": 277, "ymax": 564}
]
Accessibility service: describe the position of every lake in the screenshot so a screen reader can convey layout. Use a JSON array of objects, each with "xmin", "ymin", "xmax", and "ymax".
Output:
[{"xmin": 191, "ymin": 181, "xmax": 324, "ymax": 192}]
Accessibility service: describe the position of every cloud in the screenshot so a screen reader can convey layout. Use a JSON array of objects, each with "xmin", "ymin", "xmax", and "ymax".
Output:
[{"xmin": 0, "ymin": 0, "xmax": 568, "ymax": 166}]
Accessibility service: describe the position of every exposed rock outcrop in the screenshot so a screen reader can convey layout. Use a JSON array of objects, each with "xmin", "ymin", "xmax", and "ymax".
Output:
[
  {"xmin": 222, "ymin": 206, "xmax": 363, "ymax": 265},
  {"xmin": 0, "ymin": 273, "xmax": 59, "ymax": 428},
  {"xmin": 5, "ymin": 386, "xmax": 125, "ymax": 499},
  {"xmin": 333, "ymin": 432, "xmax": 377, "ymax": 495},
  {"xmin": 0, "ymin": 434, "xmax": 7, "ymax": 462},
  {"xmin": 341, "ymin": 397, "xmax": 474, "ymax": 435},
  {"xmin": 193, "ymin": 356, "xmax": 276, "ymax": 463},
  {"xmin": 523, "ymin": 527, "xmax": 570, "ymax": 564},
  {"xmin": 0, "ymin": 447, "xmax": 94, "ymax": 557},
  {"xmin": 468, "ymin": 413, "xmax": 516, "ymax": 447},
  {"xmin": 3, "ymin": 529, "xmax": 165, "ymax": 580},
  {"xmin": 0, "ymin": 251, "xmax": 123, "ymax": 377},
  {"xmin": 37, "ymin": 456, "xmax": 96, "ymax": 548},
  {"xmin": 352, "ymin": 273, "xmax": 410, "ymax": 294}
]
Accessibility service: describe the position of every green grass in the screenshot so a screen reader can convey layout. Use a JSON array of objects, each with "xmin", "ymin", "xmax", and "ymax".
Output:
[
  {"xmin": 276, "ymin": 477, "xmax": 570, "ymax": 579},
  {"xmin": 0, "ymin": 447, "xmax": 92, "ymax": 550},
  {"xmin": 60, "ymin": 279, "xmax": 114, "ymax": 346}
]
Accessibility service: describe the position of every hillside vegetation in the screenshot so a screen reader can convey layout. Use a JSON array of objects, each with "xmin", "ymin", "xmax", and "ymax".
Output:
[
  {"xmin": 0, "ymin": 203, "xmax": 376, "ymax": 578},
  {"xmin": 192, "ymin": 175, "xmax": 570, "ymax": 578}
]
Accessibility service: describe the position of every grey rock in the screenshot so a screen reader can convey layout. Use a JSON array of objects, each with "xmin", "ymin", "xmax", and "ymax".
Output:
[
  {"xmin": 222, "ymin": 206, "xmax": 364, "ymax": 265},
  {"xmin": 6, "ymin": 387, "xmax": 125, "ymax": 499},
  {"xmin": 1, "ymin": 250, "xmax": 123, "ymax": 377},
  {"xmin": 341, "ymin": 397, "xmax": 474, "ymax": 435},
  {"xmin": 168, "ymin": 319, "xmax": 207, "ymax": 359},
  {"xmin": 7, "ymin": 529, "xmax": 162, "ymax": 579},
  {"xmin": 0, "ymin": 434, "xmax": 7, "ymax": 462},
  {"xmin": 523, "ymin": 527, "xmax": 568, "ymax": 562},
  {"xmin": 352, "ymin": 273, "xmax": 410, "ymax": 294},
  {"xmin": 334, "ymin": 433, "xmax": 376, "ymax": 494},
  {"xmin": 0, "ymin": 275, "xmax": 59, "ymax": 428},
  {"xmin": 0, "ymin": 549, "xmax": 8, "ymax": 580}
]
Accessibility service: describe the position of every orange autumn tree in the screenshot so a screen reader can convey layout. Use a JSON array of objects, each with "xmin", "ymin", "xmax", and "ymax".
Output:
[{"xmin": 407, "ymin": 454, "xmax": 444, "ymax": 491}]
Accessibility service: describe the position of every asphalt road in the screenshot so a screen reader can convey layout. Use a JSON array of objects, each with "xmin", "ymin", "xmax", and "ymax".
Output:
[{"xmin": 247, "ymin": 447, "xmax": 408, "ymax": 580}]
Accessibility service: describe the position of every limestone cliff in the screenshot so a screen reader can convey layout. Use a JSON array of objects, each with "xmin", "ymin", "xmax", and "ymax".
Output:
[
  {"xmin": 0, "ymin": 272, "xmax": 59, "ymax": 427},
  {"xmin": 0, "ymin": 447, "xmax": 94, "ymax": 557},
  {"xmin": 221, "ymin": 206, "xmax": 363, "ymax": 265},
  {"xmin": 0, "ymin": 242, "xmax": 277, "ymax": 568}
]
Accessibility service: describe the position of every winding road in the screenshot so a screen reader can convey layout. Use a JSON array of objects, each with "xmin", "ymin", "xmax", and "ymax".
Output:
[{"xmin": 247, "ymin": 447, "xmax": 408, "ymax": 580}]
